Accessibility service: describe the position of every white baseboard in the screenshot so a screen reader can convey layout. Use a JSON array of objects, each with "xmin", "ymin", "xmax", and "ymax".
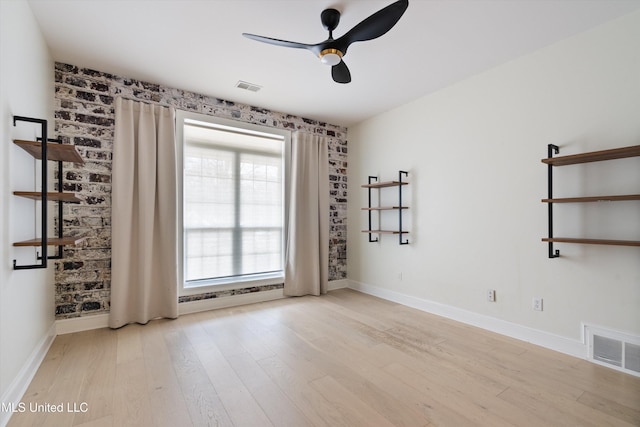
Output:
[
  {"xmin": 348, "ymin": 280, "xmax": 587, "ymax": 359},
  {"xmin": 179, "ymin": 288, "xmax": 286, "ymax": 315},
  {"xmin": 56, "ymin": 313, "xmax": 110, "ymax": 335},
  {"xmin": 328, "ymin": 279, "xmax": 349, "ymax": 291},
  {"xmin": 0, "ymin": 322, "xmax": 56, "ymax": 427}
]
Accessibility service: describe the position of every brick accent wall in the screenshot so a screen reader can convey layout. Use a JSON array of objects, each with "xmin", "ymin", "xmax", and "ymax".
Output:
[{"xmin": 53, "ymin": 62, "xmax": 347, "ymax": 319}]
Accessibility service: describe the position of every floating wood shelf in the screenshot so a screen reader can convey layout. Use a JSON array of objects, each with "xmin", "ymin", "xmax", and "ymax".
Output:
[
  {"xmin": 542, "ymin": 194, "xmax": 640, "ymax": 203},
  {"xmin": 361, "ymin": 206, "xmax": 409, "ymax": 211},
  {"xmin": 14, "ymin": 191, "xmax": 82, "ymax": 203},
  {"xmin": 14, "ymin": 139, "xmax": 84, "ymax": 164},
  {"xmin": 362, "ymin": 230, "xmax": 409, "ymax": 235},
  {"xmin": 361, "ymin": 180, "xmax": 409, "ymax": 189},
  {"xmin": 542, "ymin": 238, "xmax": 640, "ymax": 247},
  {"xmin": 13, "ymin": 236, "xmax": 86, "ymax": 247},
  {"xmin": 541, "ymin": 144, "xmax": 640, "ymax": 166}
]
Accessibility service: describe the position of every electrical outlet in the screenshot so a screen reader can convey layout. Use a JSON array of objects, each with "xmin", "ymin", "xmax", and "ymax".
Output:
[
  {"xmin": 532, "ymin": 297, "xmax": 543, "ymax": 311},
  {"xmin": 487, "ymin": 289, "xmax": 496, "ymax": 302}
]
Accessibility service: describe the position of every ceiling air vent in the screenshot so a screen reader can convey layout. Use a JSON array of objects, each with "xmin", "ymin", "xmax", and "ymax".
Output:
[
  {"xmin": 585, "ymin": 324, "xmax": 640, "ymax": 377},
  {"xmin": 236, "ymin": 80, "xmax": 262, "ymax": 92}
]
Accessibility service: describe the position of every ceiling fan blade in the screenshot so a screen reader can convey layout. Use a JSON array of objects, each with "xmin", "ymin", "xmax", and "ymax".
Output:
[
  {"xmin": 242, "ymin": 33, "xmax": 313, "ymax": 51},
  {"xmin": 332, "ymin": 61, "xmax": 351, "ymax": 84},
  {"xmin": 335, "ymin": 0, "xmax": 408, "ymax": 50}
]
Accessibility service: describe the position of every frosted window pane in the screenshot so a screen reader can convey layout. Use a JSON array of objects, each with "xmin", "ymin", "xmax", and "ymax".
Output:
[{"xmin": 183, "ymin": 121, "xmax": 284, "ymax": 282}]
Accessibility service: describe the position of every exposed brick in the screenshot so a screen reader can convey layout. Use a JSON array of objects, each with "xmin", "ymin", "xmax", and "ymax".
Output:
[
  {"xmin": 75, "ymin": 114, "xmax": 114, "ymax": 127},
  {"xmin": 66, "ymin": 171, "xmax": 82, "ymax": 181},
  {"xmin": 56, "ymin": 304, "xmax": 77, "ymax": 315},
  {"xmin": 89, "ymin": 173, "xmax": 110, "ymax": 183},
  {"xmin": 54, "ymin": 61, "xmax": 348, "ymax": 319},
  {"xmin": 74, "ymin": 137, "xmax": 101, "ymax": 148},
  {"xmin": 56, "ymin": 111, "xmax": 72, "ymax": 121},
  {"xmin": 81, "ymin": 301, "xmax": 102, "ymax": 311},
  {"xmin": 76, "ymin": 91, "xmax": 96, "ymax": 101},
  {"xmin": 99, "ymin": 95, "xmax": 114, "ymax": 105},
  {"xmin": 60, "ymin": 100, "xmax": 76, "ymax": 109},
  {"xmin": 85, "ymin": 196, "xmax": 106, "ymax": 205},
  {"xmin": 65, "ymin": 76, "xmax": 88, "ymax": 88},
  {"xmin": 82, "ymin": 68, "xmax": 113, "ymax": 80},
  {"xmin": 63, "ymin": 182, "xmax": 83, "ymax": 192},
  {"xmin": 63, "ymin": 261, "xmax": 84, "ymax": 270},
  {"xmin": 84, "ymin": 282, "xmax": 105, "ymax": 290},
  {"xmin": 56, "ymin": 63, "xmax": 78, "ymax": 73},
  {"xmin": 90, "ymin": 82, "xmax": 109, "ymax": 92}
]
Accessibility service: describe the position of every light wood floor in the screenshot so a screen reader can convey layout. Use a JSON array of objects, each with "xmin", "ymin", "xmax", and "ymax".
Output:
[{"xmin": 7, "ymin": 289, "xmax": 640, "ymax": 427}]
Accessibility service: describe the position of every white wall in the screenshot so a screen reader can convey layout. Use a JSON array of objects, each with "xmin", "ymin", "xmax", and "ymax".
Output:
[
  {"xmin": 348, "ymin": 11, "xmax": 640, "ymax": 351},
  {"xmin": 0, "ymin": 0, "xmax": 55, "ymax": 418}
]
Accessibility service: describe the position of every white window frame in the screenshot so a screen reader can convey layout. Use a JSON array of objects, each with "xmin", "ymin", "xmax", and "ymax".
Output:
[{"xmin": 176, "ymin": 110, "xmax": 291, "ymax": 296}]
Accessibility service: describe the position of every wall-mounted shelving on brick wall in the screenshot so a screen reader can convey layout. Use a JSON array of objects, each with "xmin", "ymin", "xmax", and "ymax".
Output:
[{"xmin": 54, "ymin": 62, "xmax": 348, "ymax": 319}]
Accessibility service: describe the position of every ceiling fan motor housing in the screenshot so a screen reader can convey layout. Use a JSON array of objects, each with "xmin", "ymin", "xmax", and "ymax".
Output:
[{"xmin": 321, "ymin": 8, "xmax": 341, "ymax": 33}]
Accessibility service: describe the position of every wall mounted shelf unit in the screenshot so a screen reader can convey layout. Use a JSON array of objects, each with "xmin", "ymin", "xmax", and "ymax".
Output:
[
  {"xmin": 542, "ymin": 143, "xmax": 640, "ymax": 258},
  {"xmin": 12, "ymin": 116, "xmax": 85, "ymax": 270},
  {"xmin": 362, "ymin": 170, "xmax": 409, "ymax": 245}
]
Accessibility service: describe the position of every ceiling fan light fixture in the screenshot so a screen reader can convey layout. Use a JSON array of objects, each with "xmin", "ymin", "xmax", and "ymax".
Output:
[{"xmin": 319, "ymin": 48, "xmax": 343, "ymax": 66}]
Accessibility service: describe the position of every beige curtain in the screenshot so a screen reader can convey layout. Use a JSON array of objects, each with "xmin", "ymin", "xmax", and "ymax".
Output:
[
  {"xmin": 284, "ymin": 132, "xmax": 329, "ymax": 296},
  {"xmin": 110, "ymin": 98, "xmax": 178, "ymax": 328}
]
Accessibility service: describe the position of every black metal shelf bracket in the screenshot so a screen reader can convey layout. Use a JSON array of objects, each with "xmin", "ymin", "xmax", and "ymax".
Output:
[
  {"xmin": 38, "ymin": 137, "xmax": 65, "ymax": 261},
  {"xmin": 367, "ymin": 176, "xmax": 379, "ymax": 242},
  {"xmin": 547, "ymin": 144, "xmax": 560, "ymax": 258},
  {"xmin": 398, "ymin": 170, "xmax": 409, "ymax": 245},
  {"xmin": 12, "ymin": 116, "xmax": 48, "ymax": 269}
]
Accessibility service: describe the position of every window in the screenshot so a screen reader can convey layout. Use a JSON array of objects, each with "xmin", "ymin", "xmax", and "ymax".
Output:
[{"xmin": 177, "ymin": 112, "xmax": 290, "ymax": 294}]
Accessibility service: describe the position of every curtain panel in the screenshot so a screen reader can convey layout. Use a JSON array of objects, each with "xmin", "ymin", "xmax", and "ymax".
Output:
[
  {"xmin": 110, "ymin": 98, "xmax": 178, "ymax": 328},
  {"xmin": 284, "ymin": 132, "xmax": 329, "ymax": 296}
]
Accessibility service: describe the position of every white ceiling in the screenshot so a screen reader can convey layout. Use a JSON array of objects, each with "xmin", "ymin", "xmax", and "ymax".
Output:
[{"xmin": 27, "ymin": 0, "xmax": 640, "ymax": 127}]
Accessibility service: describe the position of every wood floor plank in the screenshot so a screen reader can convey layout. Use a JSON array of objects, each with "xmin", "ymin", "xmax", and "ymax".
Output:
[
  {"xmin": 548, "ymin": 358, "xmax": 640, "ymax": 411},
  {"xmin": 163, "ymin": 328, "xmax": 234, "ymax": 427},
  {"xmin": 7, "ymin": 289, "xmax": 640, "ymax": 427},
  {"xmin": 434, "ymin": 338, "xmax": 587, "ymax": 401},
  {"xmin": 275, "ymin": 304, "xmax": 437, "ymax": 426},
  {"xmin": 498, "ymin": 386, "xmax": 635, "ymax": 427},
  {"xmin": 23, "ymin": 331, "xmax": 96, "ymax": 427},
  {"xmin": 577, "ymin": 390, "xmax": 640, "ymax": 426},
  {"xmin": 72, "ymin": 328, "xmax": 117, "ymax": 426},
  {"xmin": 115, "ymin": 323, "xmax": 144, "ymax": 364},
  {"xmin": 308, "ymin": 335, "xmax": 443, "ymax": 426},
  {"xmin": 316, "ymin": 291, "xmax": 396, "ymax": 331},
  {"xmin": 227, "ymin": 352, "xmax": 313, "ymax": 427},
  {"xmin": 184, "ymin": 317, "xmax": 274, "ymax": 427},
  {"xmin": 112, "ymin": 358, "xmax": 154, "ymax": 427},
  {"xmin": 74, "ymin": 415, "xmax": 113, "ymax": 427},
  {"xmin": 140, "ymin": 319, "xmax": 192, "ymax": 427},
  {"xmin": 240, "ymin": 307, "xmax": 331, "ymax": 383},
  {"xmin": 257, "ymin": 355, "xmax": 352, "ymax": 427},
  {"xmin": 384, "ymin": 361, "xmax": 540, "ymax": 427},
  {"xmin": 110, "ymin": 324, "xmax": 155, "ymax": 427},
  {"xmin": 310, "ymin": 375, "xmax": 398, "ymax": 427}
]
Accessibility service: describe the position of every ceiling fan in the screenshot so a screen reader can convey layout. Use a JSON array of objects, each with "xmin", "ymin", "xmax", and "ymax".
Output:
[{"xmin": 242, "ymin": 0, "xmax": 409, "ymax": 84}]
